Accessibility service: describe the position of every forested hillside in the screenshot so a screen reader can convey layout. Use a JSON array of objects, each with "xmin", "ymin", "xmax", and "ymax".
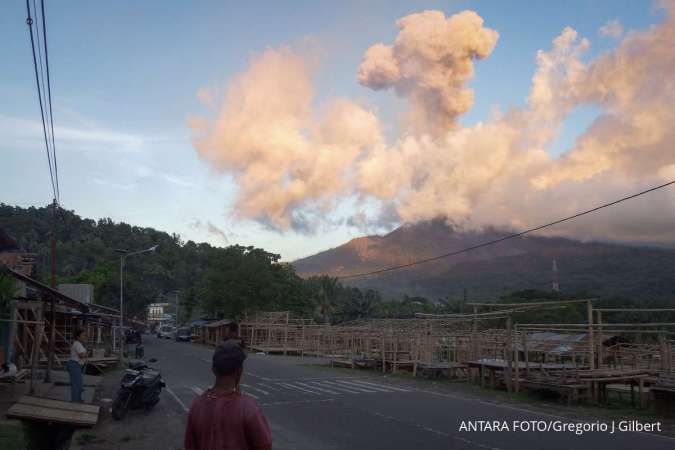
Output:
[
  {"xmin": 0, "ymin": 203, "xmax": 311, "ymax": 320},
  {"xmin": 4, "ymin": 204, "xmax": 672, "ymax": 326}
]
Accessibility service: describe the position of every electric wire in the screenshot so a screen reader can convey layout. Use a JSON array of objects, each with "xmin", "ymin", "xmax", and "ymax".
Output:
[{"xmin": 338, "ymin": 180, "xmax": 675, "ymax": 280}]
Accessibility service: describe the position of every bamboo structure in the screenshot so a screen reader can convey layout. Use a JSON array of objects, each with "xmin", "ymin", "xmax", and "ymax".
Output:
[{"xmin": 231, "ymin": 302, "xmax": 675, "ymax": 409}]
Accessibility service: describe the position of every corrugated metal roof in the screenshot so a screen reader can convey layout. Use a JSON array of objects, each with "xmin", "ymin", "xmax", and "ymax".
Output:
[{"xmin": 204, "ymin": 319, "xmax": 233, "ymax": 328}]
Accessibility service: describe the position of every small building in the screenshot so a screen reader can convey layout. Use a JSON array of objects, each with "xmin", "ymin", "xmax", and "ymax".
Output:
[
  {"xmin": 146, "ymin": 303, "xmax": 171, "ymax": 330},
  {"xmin": 200, "ymin": 319, "xmax": 233, "ymax": 346}
]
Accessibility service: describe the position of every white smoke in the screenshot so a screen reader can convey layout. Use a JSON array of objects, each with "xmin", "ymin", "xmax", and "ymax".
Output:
[
  {"xmin": 358, "ymin": 10, "xmax": 499, "ymax": 136},
  {"xmin": 191, "ymin": 5, "xmax": 675, "ymax": 244}
]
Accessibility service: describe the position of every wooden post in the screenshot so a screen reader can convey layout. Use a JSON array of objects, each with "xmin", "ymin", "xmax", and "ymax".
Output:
[
  {"xmin": 29, "ymin": 323, "xmax": 44, "ymax": 395},
  {"xmin": 393, "ymin": 336, "xmax": 398, "ymax": 374},
  {"xmin": 381, "ymin": 335, "xmax": 386, "ymax": 373},
  {"xmin": 283, "ymin": 312, "xmax": 289, "ymax": 356},
  {"xmin": 505, "ymin": 315, "xmax": 513, "ymax": 393},
  {"xmin": 413, "ymin": 335, "xmax": 418, "ymax": 377},
  {"xmin": 45, "ymin": 297, "xmax": 56, "ymax": 382},
  {"xmin": 659, "ymin": 334, "xmax": 668, "ymax": 370},
  {"xmin": 472, "ymin": 305, "xmax": 478, "ymax": 361},
  {"xmin": 300, "ymin": 325, "xmax": 305, "ymax": 359},
  {"xmin": 523, "ymin": 332, "xmax": 530, "ymax": 379},
  {"xmin": 587, "ymin": 300, "xmax": 595, "ymax": 370},
  {"xmin": 514, "ymin": 324, "xmax": 520, "ymax": 393},
  {"xmin": 597, "ymin": 310, "xmax": 603, "ymax": 369},
  {"xmin": 587, "ymin": 300, "xmax": 597, "ymax": 404}
]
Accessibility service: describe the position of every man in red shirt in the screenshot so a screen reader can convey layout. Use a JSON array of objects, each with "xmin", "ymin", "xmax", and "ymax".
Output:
[{"xmin": 184, "ymin": 346, "xmax": 272, "ymax": 450}]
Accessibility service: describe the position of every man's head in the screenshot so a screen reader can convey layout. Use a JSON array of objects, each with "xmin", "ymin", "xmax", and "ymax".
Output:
[
  {"xmin": 212, "ymin": 345, "xmax": 246, "ymax": 382},
  {"xmin": 74, "ymin": 329, "xmax": 86, "ymax": 342},
  {"xmin": 225, "ymin": 322, "xmax": 239, "ymax": 339}
]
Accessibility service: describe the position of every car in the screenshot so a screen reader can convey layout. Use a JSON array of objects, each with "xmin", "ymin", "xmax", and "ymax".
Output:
[
  {"xmin": 157, "ymin": 325, "xmax": 175, "ymax": 339},
  {"xmin": 175, "ymin": 327, "xmax": 191, "ymax": 342}
]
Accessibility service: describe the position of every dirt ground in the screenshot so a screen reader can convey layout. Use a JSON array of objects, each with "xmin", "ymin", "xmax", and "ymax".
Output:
[{"xmin": 70, "ymin": 369, "xmax": 186, "ymax": 450}]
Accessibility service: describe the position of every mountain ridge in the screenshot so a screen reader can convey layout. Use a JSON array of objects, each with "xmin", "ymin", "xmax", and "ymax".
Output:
[{"xmin": 293, "ymin": 220, "xmax": 675, "ymax": 302}]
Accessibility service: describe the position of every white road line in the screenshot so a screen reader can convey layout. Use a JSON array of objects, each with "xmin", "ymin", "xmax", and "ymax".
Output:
[
  {"xmin": 295, "ymin": 381, "xmax": 340, "ymax": 395},
  {"xmin": 165, "ymin": 385, "xmax": 189, "ymax": 413},
  {"xmin": 241, "ymin": 384, "xmax": 270, "ymax": 395},
  {"xmin": 260, "ymin": 398, "xmax": 335, "ymax": 407},
  {"xmin": 191, "ymin": 386, "xmax": 204, "ymax": 395},
  {"xmin": 316, "ymin": 380, "xmax": 362, "ymax": 394},
  {"xmin": 278, "ymin": 382, "xmax": 321, "ymax": 395},
  {"xmin": 244, "ymin": 371, "xmax": 272, "ymax": 381},
  {"xmin": 331, "ymin": 380, "xmax": 380, "ymax": 393},
  {"xmin": 350, "ymin": 380, "xmax": 410, "ymax": 392},
  {"xmin": 257, "ymin": 382, "xmax": 283, "ymax": 392}
]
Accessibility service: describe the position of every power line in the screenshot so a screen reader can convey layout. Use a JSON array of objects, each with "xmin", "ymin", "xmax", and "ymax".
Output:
[
  {"xmin": 40, "ymin": 0, "xmax": 59, "ymax": 201},
  {"xmin": 338, "ymin": 179, "xmax": 675, "ymax": 280},
  {"xmin": 25, "ymin": 0, "xmax": 56, "ymax": 202}
]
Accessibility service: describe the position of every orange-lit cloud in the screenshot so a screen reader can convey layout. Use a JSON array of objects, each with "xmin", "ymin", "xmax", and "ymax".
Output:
[{"xmin": 191, "ymin": 5, "xmax": 675, "ymax": 244}]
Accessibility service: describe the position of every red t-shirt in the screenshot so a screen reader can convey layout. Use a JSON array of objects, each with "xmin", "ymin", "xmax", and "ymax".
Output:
[{"xmin": 184, "ymin": 389, "xmax": 272, "ymax": 450}]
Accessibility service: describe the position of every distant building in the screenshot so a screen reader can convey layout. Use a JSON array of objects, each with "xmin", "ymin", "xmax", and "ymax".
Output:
[
  {"xmin": 147, "ymin": 303, "xmax": 171, "ymax": 325},
  {"xmin": 58, "ymin": 284, "xmax": 94, "ymax": 304},
  {"xmin": 0, "ymin": 228, "xmax": 37, "ymax": 276}
]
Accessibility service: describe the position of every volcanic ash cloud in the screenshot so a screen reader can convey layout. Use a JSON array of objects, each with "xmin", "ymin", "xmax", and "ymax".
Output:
[{"xmin": 191, "ymin": 5, "xmax": 675, "ymax": 243}]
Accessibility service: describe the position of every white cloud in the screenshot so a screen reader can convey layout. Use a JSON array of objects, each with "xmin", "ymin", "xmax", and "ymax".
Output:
[{"xmin": 599, "ymin": 19, "xmax": 624, "ymax": 38}]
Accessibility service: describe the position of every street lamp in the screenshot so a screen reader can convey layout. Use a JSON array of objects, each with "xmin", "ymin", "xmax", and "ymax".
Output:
[{"xmin": 114, "ymin": 244, "xmax": 158, "ymax": 357}]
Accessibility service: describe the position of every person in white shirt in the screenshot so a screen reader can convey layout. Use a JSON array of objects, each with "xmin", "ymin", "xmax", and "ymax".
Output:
[
  {"xmin": 0, "ymin": 362, "xmax": 18, "ymax": 378},
  {"xmin": 67, "ymin": 329, "xmax": 87, "ymax": 402}
]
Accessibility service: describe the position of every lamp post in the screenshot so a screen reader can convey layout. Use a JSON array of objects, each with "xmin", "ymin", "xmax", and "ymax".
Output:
[{"xmin": 114, "ymin": 244, "xmax": 158, "ymax": 357}]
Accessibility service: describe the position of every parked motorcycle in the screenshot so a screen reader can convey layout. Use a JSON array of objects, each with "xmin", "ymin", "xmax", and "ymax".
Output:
[{"xmin": 111, "ymin": 358, "xmax": 165, "ymax": 420}]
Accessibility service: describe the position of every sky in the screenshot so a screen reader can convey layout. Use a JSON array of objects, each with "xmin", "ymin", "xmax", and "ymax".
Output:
[{"xmin": 0, "ymin": 1, "xmax": 671, "ymax": 260}]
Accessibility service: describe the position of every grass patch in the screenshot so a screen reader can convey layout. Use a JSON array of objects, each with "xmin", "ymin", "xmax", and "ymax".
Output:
[
  {"xmin": 76, "ymin": 432, "xmax": 101, "ymax": 445},
  {"xmin": 0, "ymin": 423, "xmax": 27, "ymax": 450}
]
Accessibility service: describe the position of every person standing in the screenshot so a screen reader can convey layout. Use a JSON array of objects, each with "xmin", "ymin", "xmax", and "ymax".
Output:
[
  {"xmin": 184, "ymin": 346, "xmax": 271, "ymax": 450},
  {"xmin": 67, "ymin": 329, "xmax": 87, "ymax": 402}
]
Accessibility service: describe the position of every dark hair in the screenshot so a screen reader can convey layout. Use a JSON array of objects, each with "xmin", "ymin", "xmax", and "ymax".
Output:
[
  {"xmin": 212, "ymin": 346, "xmax": 246, "ymax": 377},
  {"xmin": 73, "ymin": 329, "xmax": 84, "ymax": 340},
  {"xmin": 227, "ymin": 322, "xmax": 239, "ymax": 334}
]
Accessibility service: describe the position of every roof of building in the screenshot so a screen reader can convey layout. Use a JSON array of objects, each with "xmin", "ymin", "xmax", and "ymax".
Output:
[
  {"xmin": 204, "ymin": 318, "xmax": 233, "ymax": 328},
  {"xmin": 8, "ymin": 268, "xmax": 89, "ymax": 313}
]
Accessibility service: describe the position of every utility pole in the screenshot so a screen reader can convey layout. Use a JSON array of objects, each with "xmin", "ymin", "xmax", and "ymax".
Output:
[
  {"xmin": 174, "ymin": 291, "xmax": 179, "ymax": 326},
  {"xmin": 115, "ymin": 244, "xmax": 158, "ymax": 359},
  {"xmin": 46, "ymin": 198, "xmax": 57, "ymax": 382},
  {"xmin": 552, "ymin": 259, "xmax": 559, "ymax": 293}
]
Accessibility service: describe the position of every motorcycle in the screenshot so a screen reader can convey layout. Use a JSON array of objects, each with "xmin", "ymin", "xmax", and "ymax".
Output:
[{"xmin": 112, "ymin": 358, "xmax": 165, "ymax": 420}]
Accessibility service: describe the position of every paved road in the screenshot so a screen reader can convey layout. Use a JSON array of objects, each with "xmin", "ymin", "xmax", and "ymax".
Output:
[{"xmin": 143, "ymin": 336, "xmax": 674, "ymax": 450}]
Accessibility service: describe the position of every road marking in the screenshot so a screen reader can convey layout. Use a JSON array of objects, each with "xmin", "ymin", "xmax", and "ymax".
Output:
[
  {"xmin": 241, "ymin": 383, "xmax": 270, "ymax": 395},
  {"xmin": 191, "ymin": 386, "xmax": 203, "ymax": 395},
  {"xmin": 242, "ymin": 391, "xmax": 260, "ymax": 400},
  {"xmin": 260, "ymin": 398, "xmax": 335, "ymax": 407},
  {"xmin": 244, "ymin": 371, "xmax": 272, "ymax": 381},
  {"xmin": 279, "ymin": 382, "xmax": 320, "ymax": 395},
  {"xmin": 314, "ymin": 380, "xmax": 362, "ymax": 394},
  {"xmin": 165, "ymin": 385, "xmax": 189, "ymax": 413},
  {"xmin": 349, "ymin": 380, "xmax": 410, "ymax": 392},
  {"xmin": 257, "ymin": 382, "xmax": 283, "ymax": 392},
  {"xmin": 295, "ymin": 381, "xmax": 340, "ymax": 395},
  {"xmin": 331, "ymin": 380, "xmax": 380, "ymax": 393}
]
